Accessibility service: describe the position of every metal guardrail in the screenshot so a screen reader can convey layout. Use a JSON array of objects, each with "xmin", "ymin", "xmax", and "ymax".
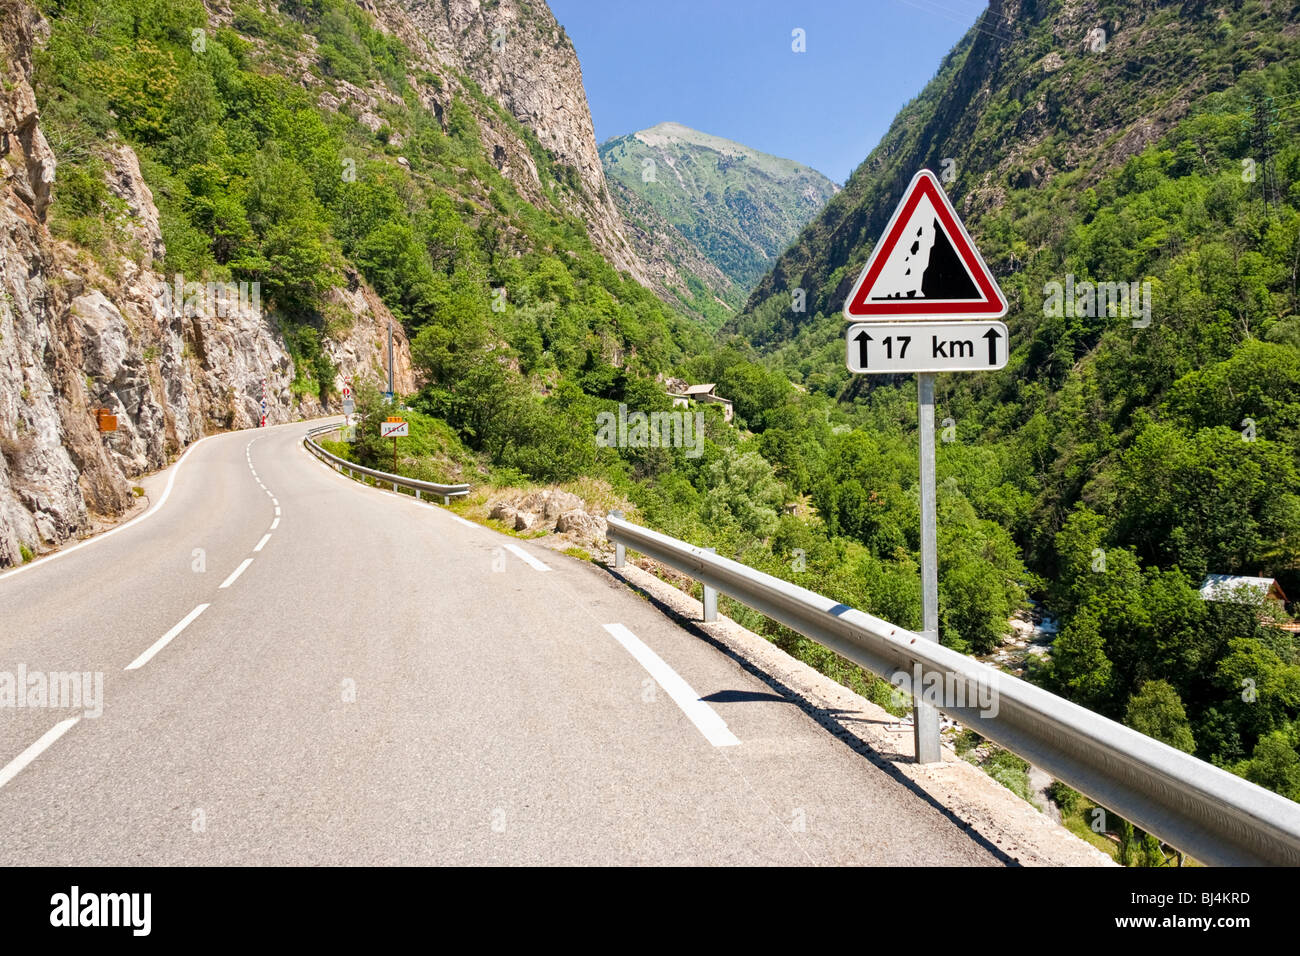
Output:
[
  {"xmin": 304, "ymin": 422, "xmax": 469, "ymax": 504},
  {"xmin": 606, "ymin": 513, "xmax": 1300, "ymax": 866}
]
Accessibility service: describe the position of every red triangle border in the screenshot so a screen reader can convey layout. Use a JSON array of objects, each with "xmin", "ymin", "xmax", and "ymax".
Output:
[{"xmin": 843, "ymin": 169, "xmax": 1007, "ymax": 319}]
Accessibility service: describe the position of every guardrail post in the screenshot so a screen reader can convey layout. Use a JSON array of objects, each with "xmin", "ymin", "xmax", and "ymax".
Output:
[
  {"xmin": 702, "ymin": 548, "xmax": 718, "ymax": 622},
  {"xmin": 415, "ymin": 489, "xmax": 421, "ymax": 500},
  {"xmin": 610, "ymin": 511, "xmax": 625, "ymax": 567},
  {"xmin": 443, "ymin": 495, "xmax": 450, "ymax": 506}
]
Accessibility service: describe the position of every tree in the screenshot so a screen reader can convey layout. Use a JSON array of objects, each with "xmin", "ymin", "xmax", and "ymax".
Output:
[
  {"xmin": 1125, "ymin": 680, "xmax": 1196, "ymax": 753},
  {"xmin": 701, "ymin": 448, "xmax": 785, "ymax": 539},
  {"xmin": 1049, "ymin": 609, "xmax": 1114, "ymax": 709},
  {"xmin": 1242, "ymin": 731, "xmax": 1300, "ymax": 801}
]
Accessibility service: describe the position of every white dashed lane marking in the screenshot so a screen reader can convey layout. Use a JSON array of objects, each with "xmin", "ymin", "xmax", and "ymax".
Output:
[
  {"xmin": 503, "ymin": 542, "xmax": 551, "ymax": 572},
  {"xmin": 0, "ymin": 718, "xmax": 81, "ymax": 791},
  {"xmin": 126, "ymin": 604, "xmax": 210, "ymax": 671},
  {"xmin": 602, "ymin": 623, "xmax": 740, "ymax": 748},
  {"xmin": 219, "ymin": 558, "xmax": 253, "ymax": 590}
]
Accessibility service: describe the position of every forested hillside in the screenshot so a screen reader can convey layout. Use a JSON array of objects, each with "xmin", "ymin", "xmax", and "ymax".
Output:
[
  {"xmin": 23, "ymin": 0, "xmax": 711, "ymax": 488},
  {"xmin": 728, "ymin": 0, "xmax": 1300, "ymax": 804}
]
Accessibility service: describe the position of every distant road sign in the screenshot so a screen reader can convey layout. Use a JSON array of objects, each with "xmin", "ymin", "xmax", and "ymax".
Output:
[
  {"xmin": 843, "ymin": 169, "xmax": 1007, "ymax": 322},
  {"xmin": 380, "ymin": 420, "xmax": 408, "ymax": 438},
  {"xmin": 342, "ymin": 398, "xmax": 355, "ymax": 415},
  {"xmin": 846, "ymin": 321, "xmax": 1008, "ymax": 374}
]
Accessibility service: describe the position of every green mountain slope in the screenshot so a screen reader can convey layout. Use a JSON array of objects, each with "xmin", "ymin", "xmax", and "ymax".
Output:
[
  {"xmin": 725, "ymin": 0, "xmax": 1300, "ymax": 797},
  {"xmin": 600, "ymin": 122, "xmax": 838, "ymax": 319},
  {"xmin": 32, "ymin": 0, "xmax": 707, "ymax": 483}
]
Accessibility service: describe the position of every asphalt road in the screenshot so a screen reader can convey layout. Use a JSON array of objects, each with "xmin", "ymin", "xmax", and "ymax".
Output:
[{"xmin": 0, "ymin": 419, "xmax": 1000, "ymax": 865}]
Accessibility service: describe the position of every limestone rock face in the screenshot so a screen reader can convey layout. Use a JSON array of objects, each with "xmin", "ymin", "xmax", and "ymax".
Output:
[{"xmin": 371, "ymin": 0, "xmax": 648, "ymax": 284}]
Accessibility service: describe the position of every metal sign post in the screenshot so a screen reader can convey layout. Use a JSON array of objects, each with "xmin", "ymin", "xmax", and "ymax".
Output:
[
  {"xmin": 915, "ymin": 373, "xmax": 942, "ymax": 764},
  {"xmin": 841, "ymin": 169, "xmax": 1009, "ymax": 764},
  {"xmin": 382, "ymin": 417, "xmax": 408, "ymax": 472}
]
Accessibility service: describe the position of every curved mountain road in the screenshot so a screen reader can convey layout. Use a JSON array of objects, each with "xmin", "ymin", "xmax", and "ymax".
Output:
[{"xmin": 0, "ymin": 419, "xmax": 1001, "ymax": 865}]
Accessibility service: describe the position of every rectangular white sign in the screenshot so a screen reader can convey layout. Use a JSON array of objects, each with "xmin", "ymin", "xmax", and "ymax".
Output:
[
  {"xmin": 380, "ymin": 421, "xmax": 409, "ymax": 438},
  {"xmin": 846, "ymin": 321, "xmax": 1008, "ymax": 374}
]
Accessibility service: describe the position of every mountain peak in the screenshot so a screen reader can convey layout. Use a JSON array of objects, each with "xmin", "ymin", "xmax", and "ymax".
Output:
[{"xmin": 601, "ymin": 123, "xmax": 838, "ymax": 320}]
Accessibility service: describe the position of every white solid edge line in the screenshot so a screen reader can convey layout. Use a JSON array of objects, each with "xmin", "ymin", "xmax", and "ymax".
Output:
[
  {"xmin": 254, "ymin": 533, "xmax": 272, "ymax": 552},
  {"xmin": 0, "ymin": 428, "xmax": 214, "ymax": 584},
  {"xmin": 125, "ymin": 604, "xmax": 210, "ymax": 671},
  {"xmin": 270, "ymin": 517, "xmax": 280, "ymax": 530},
  {"xmin": 503, "ymin": 542, "xmax": 551, "ymax": 572},
  {"xmin": 602, "ymin": 623, "xmax": 740, "ymax": 747},
  {"xmin": 0, "ymin": 418, "xmax": 323, "ymax": 585},
  {"xmin": 219, "ymin": 558, "xmax": 254, "ymax": 589},
  {"xmin": 0, "ymin": 717, "xmax": 81, "ymax": 790},
  {"xmin": 449, "ymin": 514, "xmax": 476, "ymax": 528}
]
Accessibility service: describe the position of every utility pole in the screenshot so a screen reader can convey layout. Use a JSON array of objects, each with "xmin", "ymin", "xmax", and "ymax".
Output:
[
  {"xmin": 1245, "ymin": 95, "xmax": 1280, "ymax": 208},
  {"xmin": 387, "ymin": 321, "xmax": 394, "ymax": 403}
]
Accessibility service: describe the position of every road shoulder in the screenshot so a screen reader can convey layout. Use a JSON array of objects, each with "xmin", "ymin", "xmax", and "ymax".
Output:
[{"xmin": 588, "ymin": 553, "xmax": 1116, "ymax": 867}]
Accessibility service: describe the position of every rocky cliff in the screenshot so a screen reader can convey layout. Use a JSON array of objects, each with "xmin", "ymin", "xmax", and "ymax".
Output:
[
  {"xmin": 0, "ymin": 0, "xmax": 413, "ymax": 568},
  {"xmin": 370, "ymin": 0, "xmax": 648, "ymax": 284}
]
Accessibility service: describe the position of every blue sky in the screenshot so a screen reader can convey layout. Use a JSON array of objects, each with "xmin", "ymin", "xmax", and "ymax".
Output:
[{"xmin": 548, "ymin": 0, "xmax": 985, "ymax": 185}]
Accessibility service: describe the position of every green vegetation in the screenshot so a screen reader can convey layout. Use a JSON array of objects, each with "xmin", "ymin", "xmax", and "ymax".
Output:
[
  {"xmin": 601, "ymin": 122, "xmax": 838, "ymax": 320},
  {"xmin": 732, "ymin": 0, "xmax": 1300, "ymax": 825}
]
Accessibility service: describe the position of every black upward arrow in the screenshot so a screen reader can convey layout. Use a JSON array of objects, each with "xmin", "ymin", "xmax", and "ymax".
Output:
[
  {"xmin": 982, "ymin": 327, "xmax": 1001, "ymax": 365},
  {"xmin": 853, "ymin": 329, "xmax": 873, "ymax": 368}
]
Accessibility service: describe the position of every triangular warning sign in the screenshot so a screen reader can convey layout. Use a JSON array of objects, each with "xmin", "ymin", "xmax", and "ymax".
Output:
[{"xmin": 843, "ymin": 169, "xmax": 1007, "ymax": 320}]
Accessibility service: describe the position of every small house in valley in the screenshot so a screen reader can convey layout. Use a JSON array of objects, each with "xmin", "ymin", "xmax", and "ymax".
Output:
[{"xmin": 667, "ymin": 382, "xmax": 734, "ymax": 423}]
